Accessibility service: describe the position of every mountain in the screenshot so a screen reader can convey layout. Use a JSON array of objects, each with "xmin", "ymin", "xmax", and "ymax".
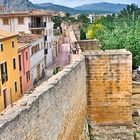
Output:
[
  {"xmin": 34, "ymin": 3, "xmax": 113, "ymax": 15},
  {"xmin": 0, "ymin": 1, "xmax": 126, "ymax": 14},
  {"xmin": 74, "ymin": 2, "xmax": 127, "ymax": 12},
  {"xmin": 0, "ymin": 0, "xmax": 33, "ymax": 12},
  {"xmin": 34, "ymin": 3, "xmax": 79, "ymax": 15}
]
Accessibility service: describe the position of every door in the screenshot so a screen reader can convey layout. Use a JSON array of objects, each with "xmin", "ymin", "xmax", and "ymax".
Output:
[
  {"xmin": 37, "ymin": 64, "xmax": 40, "ymax": 80},
  {"xmin": 20, "ymin": 76, "xmax": 23, "ymax": 95},
  {"xmin": 3, "ymin": 89, "xmax": 8, "ymax": 109},
  {"xmin": 36, "ymin": 17, "xmax": 41, "ymax": 27}
]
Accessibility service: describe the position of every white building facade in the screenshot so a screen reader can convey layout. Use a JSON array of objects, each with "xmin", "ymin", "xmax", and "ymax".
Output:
[
  {"xmin": 30, "ymin": 37, "xmax": 46, "ymax": 85},
  {"xmin": 0, "ymin": 10, "xmax": 54, "ymax": 66}
]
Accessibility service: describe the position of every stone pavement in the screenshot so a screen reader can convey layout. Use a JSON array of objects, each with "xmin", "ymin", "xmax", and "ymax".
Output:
[{"xmin": 47, "ymin": 37, "xmax": 70, "ymax": 79}]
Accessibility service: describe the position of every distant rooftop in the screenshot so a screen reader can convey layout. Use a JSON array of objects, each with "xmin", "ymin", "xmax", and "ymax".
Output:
[
  {"xmin": 0, "ymin": 29, "xmax": 17, "ymax": 41},
  {"xmin": 17, "ymin": 33, "xmax": 43, "ymax": 50},
  {"xmin": 0, "ymin": 9, "xmax": 54, "ymax": 17}
]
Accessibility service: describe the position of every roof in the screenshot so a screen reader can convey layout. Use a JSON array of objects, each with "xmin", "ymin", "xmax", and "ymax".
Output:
[
  {"xmin": 0, "ymin": 9, "xmax": 54, "ymax": 18},
  {"xmin": 17, "ymin": 33, "xmax": 43, "ymax": 50},
  {"xmin": 0, "ymin": 30, "xmax": 17, "ymax": 41}
]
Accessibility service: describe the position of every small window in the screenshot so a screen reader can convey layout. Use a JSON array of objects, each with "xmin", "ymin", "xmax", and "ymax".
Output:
[
  {"xmin": 26, "ymin": 51, "xmax": 28, "ymax": 60},
  {"xmin": 18, "ymin": 55, "xmax": 22, "ymax": 71},
  {"xmin": 3, "ymin": 18, "xmax": 9, "ymax": 25},
  {"xmin": 14, "ymin": 81, "xmax": 17, "ymax": 92},
  {"xmin": 18, "ymin": 17, "xmax": 24, "ymax": 24},
  {"xmin": 26, "ymin": 70, "xmax": 30, "ymax": 82},
  {"xmin": 1, "ymin": 62, "xmax": 8, "ymax": 84},
  {"xmin": 0, "ymin": 43, "xmax": 3, "ymax": 51},
  {"xmin": 13, "ymin": 58, "xmax": 16, "ymax": 69},
  {"xmin": 12, "ymin": 40, "xmax": 14, "ymax": 48}
]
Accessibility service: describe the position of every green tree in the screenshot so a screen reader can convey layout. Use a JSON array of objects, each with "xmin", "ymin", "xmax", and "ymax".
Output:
[
  {"xmin": 65, "ymin": 12, "xmax": 71, "ymax": 18},
  {"xmin": 53, "ymin": 16, "xmax": 62, "ymax": 29},
  {"xmin": 80, "ymin": 29, "xmax": 86, "ymax": 40},
  {"xmin": 87, "ymin": 23, "xmax": 103, "ymax": 39},
  {"xmin": 77, "ymin": 14, "xmax": 90, "ymax": 25},
  {"xmin": 86, "ymin": 4, "xmax": 140, "ymax": 69}
]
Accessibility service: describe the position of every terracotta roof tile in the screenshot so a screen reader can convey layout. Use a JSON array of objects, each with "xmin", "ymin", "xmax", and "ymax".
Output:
[
  {"xmin": 0, "ymin": 9, "xmax": 54, "ymax": 17},
  {"xmin": 17, "ymin": 33, "xmax": 43, "ymax": 49},
  {"xmin": 0, "ymin": 29, "xmax": 17, "ymax": 40}
]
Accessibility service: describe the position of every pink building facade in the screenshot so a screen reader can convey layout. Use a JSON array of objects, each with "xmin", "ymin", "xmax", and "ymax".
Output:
[{"xmin": 18, "ymin": 44, "xmax": 32, "ymax": 95}]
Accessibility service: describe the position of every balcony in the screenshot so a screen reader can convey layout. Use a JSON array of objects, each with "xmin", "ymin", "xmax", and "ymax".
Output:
[{"xmin": 29, "ymin": 22, "xmax": 46, "ymax": 29}]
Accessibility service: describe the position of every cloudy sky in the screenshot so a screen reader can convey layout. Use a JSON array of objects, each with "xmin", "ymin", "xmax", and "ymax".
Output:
[{"xmin": 30, "ymin": 0, "xmax": 140, "ymax": 7}]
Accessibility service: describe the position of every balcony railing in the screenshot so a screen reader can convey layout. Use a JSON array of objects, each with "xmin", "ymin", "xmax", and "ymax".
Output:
[{"xmin": 29, "ymin": 22, "xmax": 46, "ymax": 29}]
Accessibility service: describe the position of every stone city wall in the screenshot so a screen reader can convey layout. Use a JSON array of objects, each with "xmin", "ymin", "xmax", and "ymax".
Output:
[
  {"xmin": 0, "ymin": 56, "xmax": 87, "ymax": 140},
  {"xmin": 85, "ymin": 49, "xmax": 132, "ymax": 126}
]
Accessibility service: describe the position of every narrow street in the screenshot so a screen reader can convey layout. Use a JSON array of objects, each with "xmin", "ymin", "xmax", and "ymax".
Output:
[{"xmin": 47, "ymin": 37, "xmax": 70, "ymax": 79}]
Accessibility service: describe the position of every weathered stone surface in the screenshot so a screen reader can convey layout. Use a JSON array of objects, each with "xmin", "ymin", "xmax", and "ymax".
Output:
[
  {"xmin": 78, "ymin": 40, "xmax": 100, "ymax": 51},
  {"xmin": 85, "ymin": 49, "xmax": 132, "ymax": 126},
  {"xmin": 90, "ymin": 125, "xmax": 134, "ymax": 140},
  {"xmin": 0, "ymin": 48, "xmax": 134, "ymax": 140},
  {"xmin": 0, "ymin": 56, "xmax": 87, "ymax": 140}
]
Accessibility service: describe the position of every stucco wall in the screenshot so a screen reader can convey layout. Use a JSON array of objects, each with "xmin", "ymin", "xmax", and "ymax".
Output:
[
  {"xmin": 0, "ymin": 56, "xmax": 87, "ymax": 140},
  {"xmin": 18, "ymin": 46, "xmax": 32, "ymax": 94}
]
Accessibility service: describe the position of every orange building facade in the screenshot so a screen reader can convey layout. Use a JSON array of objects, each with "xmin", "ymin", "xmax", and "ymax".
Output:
[{"xmin": 0, "ymin": 30, "xmax": 21, "ymax": 111}]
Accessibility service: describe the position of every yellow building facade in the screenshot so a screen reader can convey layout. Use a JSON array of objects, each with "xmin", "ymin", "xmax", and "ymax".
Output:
[{"xmin": 0, "ymin": 30, "xmax": 20, "ymax": 111}]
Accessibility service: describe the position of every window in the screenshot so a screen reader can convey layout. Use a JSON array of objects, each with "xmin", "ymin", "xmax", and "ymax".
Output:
[
  {"xmin": 3, "ymin": 18, "xmax": 9, "ymax": 25},
  {"xmin": 26, "ymin": 70, "xmax": 30, "ymax": 82},
  {"xmin": 44, "ymin": 35, "xmax": 47, "ymax": 41},
  {"xmin": 18, "ymin": 55, "xmax": 22, "ymax": 71},
  {"xmin": 31, "ymin": 44, "xmax": 40, "ymax": 55},
  {"xmin": 14, "ymin": 81, "xmax": 17, "ymax": 92},
  {"xmin": 26, "ymin": 51, "xmax": 28, "ymax": 60},
  {"xmin": 18, "ymin": 17, "xmax": 24, "ymax": 24},
  {"xmin": 13, "ymin": 58, "xmax": 16, "ymax": 69},
  {"xmin": 44, "ymin": 48, "xmax": 48, "ymax": 55},
  {"xmin": 12, "ymin": 40, "xmax": 14, "ymax": 48},
  {"xmin": 0, "ymin": 43, "xmax": 3, "ymax": 51},
  {"xmin": 0, "ymin": 62, "xmax": 8, "ymax": 84}
]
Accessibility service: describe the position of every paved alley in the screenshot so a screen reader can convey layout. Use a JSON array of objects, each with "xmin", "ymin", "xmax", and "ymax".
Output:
[{"xmin": 47, "ymin": 37, "xmax": 70, "ymax": 79}]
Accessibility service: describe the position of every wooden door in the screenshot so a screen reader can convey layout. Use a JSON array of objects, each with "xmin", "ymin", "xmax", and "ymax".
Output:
[
  {"xmin": 37, "ymin": 64, "xmax": 40, "ymax": 80},
  {"xmin": 20, "ymin": 76, "xmax": 23, "ymax": 95},
  {"xmin": 3, "ymin": 89, "xmax": 8, "ymax": 109}
]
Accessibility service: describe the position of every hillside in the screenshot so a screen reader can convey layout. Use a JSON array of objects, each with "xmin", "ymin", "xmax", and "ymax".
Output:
[
  {"xmin": 0, "ymin": 0, "xmax": 33, "ymax": 11},
  {"xmin": 75, "ymin": 2, "xmax": 127, "ymax": 12},
  {"xmin": 34, "ymin": 3, "xmax": 79, "ymax": 15},
  {"xmin": 0, "ymin": 1, "xmax": 126, "ymax": 14},
  {"xmin": 34, "ymin": 3, "xmax": 113, "ymax": 15}
]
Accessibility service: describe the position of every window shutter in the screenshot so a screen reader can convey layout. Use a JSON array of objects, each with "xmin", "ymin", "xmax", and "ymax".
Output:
[
  {"xmin": 5, "ymin": 62, "xmax": 8, "ymax": 81},
  {"xmin": 1, "ymin": 64, "xmax": 4, "ymax": 84}
]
